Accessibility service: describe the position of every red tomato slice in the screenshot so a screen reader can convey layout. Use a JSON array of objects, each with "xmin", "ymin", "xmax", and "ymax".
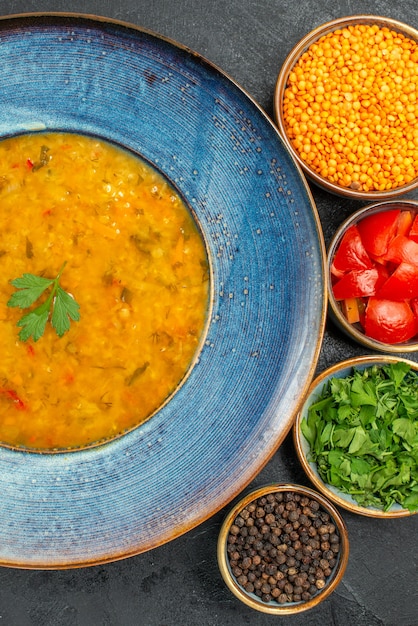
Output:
[
  {"xmin": 382, "ymin": 235, "xmax": 418, "ymax": 266},
  {"xmin": 330, "ymin": 262, "xmax": 345, "ymax": 281},
  {"xmin": 332, "ymin": 225, "xmax": 373, "ymax": 273},
  {"xmin": 356, "ymin": 209, "xmax": 400, "ymax": 257},
  {"xmin": 396, "ymin": 211, "xmax": 413, "ymax": 237},
  {"xmin": 376, "ymin": 262, "xmax": 418, "ymax": 300},
  {"xmin": 364, "ymin": 298, "xmax": 417, "ymax": 344},
  {"xmin": 409, "ymin": 214, "xmax": 418, "ymax": 243},
  {"xmin": 332, "ymin": 266, "xmax": 388, "ymax": 300}
]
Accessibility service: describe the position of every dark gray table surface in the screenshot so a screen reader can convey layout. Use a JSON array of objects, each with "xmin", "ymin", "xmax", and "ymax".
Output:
[{"xmin": 1, "ymin": 1, "xmax": 417, "ymax": 625}]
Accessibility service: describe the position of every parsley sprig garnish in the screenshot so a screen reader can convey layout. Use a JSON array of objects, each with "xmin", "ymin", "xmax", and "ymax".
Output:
[{"xmin": 7, "ymin": 262, "xmax": 80, "ymax": 342}]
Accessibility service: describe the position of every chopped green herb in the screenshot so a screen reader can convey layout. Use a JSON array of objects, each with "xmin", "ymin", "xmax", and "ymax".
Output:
[
  {"xmin": 121, "ymin": 286, "xmax": 134, "ymax": 305},
  {"xmin": 31, "ymin": 144, "xmax": 51, "ymax": 172},
  {"xmin": 301, "ymin": 362, "xmax": 418, "ymax": 512},
  {"xmin": 125, "ymin": 362, "xmax": 149, "ymax": 386},
  {"xmin": 7, "ymin": 262, "xmax": 80, "ymax": 342},
  {"xmin": 25, "ymin": 236, "xmax": 34, "ymax": 259}
]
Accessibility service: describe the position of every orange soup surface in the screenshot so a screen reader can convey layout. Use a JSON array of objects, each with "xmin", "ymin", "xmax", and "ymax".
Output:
[{"xmin": 0, "ymin": 133, "xmax": 210, "ymax": 450}]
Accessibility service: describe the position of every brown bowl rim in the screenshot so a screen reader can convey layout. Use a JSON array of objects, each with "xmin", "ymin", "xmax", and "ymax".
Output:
[
  {"xmin": 293, "ymin": 355, "xmax": 418, "ymax": 518},
  {"xmin": 327, "ymin": 199, "xmax": 418, "ymax": 353},
  {"xmin": 273, "ymin": 14, "xmax": 418, "ymax": 200},
  {"xmin": 217, "ymin": 482, "xmax": 349, "ymax": 614}
]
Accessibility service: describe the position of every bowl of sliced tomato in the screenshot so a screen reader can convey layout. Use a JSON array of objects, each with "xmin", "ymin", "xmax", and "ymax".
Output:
[{"xmin": 328, "ymin": 200, "xmax": 418, "ymax": 352}]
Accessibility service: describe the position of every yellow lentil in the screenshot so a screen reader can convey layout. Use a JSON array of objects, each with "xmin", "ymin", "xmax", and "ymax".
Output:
[{"xmin": 282, "ymin": 23, "xmax": 418, "ymax": 191}]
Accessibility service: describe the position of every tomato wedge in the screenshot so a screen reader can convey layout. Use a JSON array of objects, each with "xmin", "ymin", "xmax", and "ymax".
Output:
[
  {"xmin": 332, "ymin": 224, "xmax": 373, "ymax": 272},
  {"xmin": 396, "ymin": 210, "xmax": 413, "ymax": 236},
  {"xmin": 356, "ymin": 209, "xmax": 400, "ymax": 257},
  {"xmin": 409, "ymin": 214, "xmax": 418, "ymax": 243},
  {"xmin": 376, "ymin": 262, "xmax": 418, "ymax": 301},
  {"xmin": 364, "ymin": 298, "xmax": 417, "ymax": 344},
  {"xmin": 332, "ymin": 208, "xmax": 418, "ymax": 345},
  {"xmin": 332, "ymin": 266, "xmax": 388, "ymax": 300},
  {"xmin": 382, "ymin": 235, "xmax": 418, "ymax": 266}
]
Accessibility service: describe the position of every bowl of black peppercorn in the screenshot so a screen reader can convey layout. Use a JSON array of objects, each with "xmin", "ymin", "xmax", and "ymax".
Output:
[{"xmin": 217, "ymin": 483, "xmax": 349, "ymax": 614}]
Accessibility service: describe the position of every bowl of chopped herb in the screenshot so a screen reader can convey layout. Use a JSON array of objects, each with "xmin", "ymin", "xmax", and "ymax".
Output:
[
  {"xmin": 217, "ymin": 483, "xmax": 349, "ymax": 614},
  {"xmin": 274, "ymin": 15, "xmax": 418, "ymax": 200},
  {"xmin": 294, "ymin": 356, "xmax": 418, "ymax": 518}
]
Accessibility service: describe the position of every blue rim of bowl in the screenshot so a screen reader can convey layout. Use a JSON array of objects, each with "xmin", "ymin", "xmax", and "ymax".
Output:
[
  {"xmin": 0, "ymin": 12, "xmax": 326, "ymax": 568},
  {"xmin": 294, "ymin": 355, "xmax": 418, "ymax": 517},
  {"xmin": 327, "ymin": 200, "xmax": 418, "ymax": 353}
]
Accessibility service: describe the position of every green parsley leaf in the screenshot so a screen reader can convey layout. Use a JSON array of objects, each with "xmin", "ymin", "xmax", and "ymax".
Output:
[
  {"xmin": 392, "ymin": 418, "xmax": 416, "ymax": 446},
  {"xmin": 7, "ymin": 262, "xmax": 80, "ymax": 342},
  {"xmin": 51, "ymin": 286, "xmax": 80, "ymax": 337},
  {"xmin": 351, "ymin": 375, "xmax": 377, "ymax": 407},
  {"xmin": 7, "ymin": 274, "xmax": 54, "ymax": 309},
  {"xmin": 302, "ymin": 362, "xmax": 418, "ymax": 513},
  {"xmin": 17, "ymin": 306, "xmax": 50, "ymax": 342}
]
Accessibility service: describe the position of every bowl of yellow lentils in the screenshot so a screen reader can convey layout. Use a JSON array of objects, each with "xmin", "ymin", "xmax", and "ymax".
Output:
[{"xmin": 274, "ymin": 15, "xmax": 418, "ymax": 199}]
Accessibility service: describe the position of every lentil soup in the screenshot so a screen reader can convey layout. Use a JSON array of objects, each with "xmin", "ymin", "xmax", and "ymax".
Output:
[{"xmin": 0, "ymin": 133, "xmax": 210, "ymax": 451}]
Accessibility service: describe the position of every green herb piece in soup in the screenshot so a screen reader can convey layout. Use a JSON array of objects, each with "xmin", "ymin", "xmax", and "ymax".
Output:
[
  {"xmin": 31, "ymin": 144, "xmax": 51, "ymax": 172},
  {"xmin": 7, "ymin": 262, "xmax": 80, "ymax": 342},
  {"xmin": 301, "ymin": 362, "xmax": 418, "ymax": 512}
]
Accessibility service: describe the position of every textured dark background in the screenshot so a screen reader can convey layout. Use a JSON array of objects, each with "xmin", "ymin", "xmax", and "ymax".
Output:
[{"xmin": 1, "ymin": 1, "xmax": 417, "ymax": 625}]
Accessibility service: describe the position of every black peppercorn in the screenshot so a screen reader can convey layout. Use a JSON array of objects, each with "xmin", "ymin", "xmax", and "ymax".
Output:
[{"xmin": 225, "ymin": 490, "xmax": 341, "ymax": 606}]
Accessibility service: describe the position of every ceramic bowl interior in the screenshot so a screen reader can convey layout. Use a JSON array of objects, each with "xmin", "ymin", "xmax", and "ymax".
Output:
[
  {"xmin": 327, "ymin": 199, "xmax": 418, "ymax": 353},
  {"xmin": 274, "ymin": 15, "xmax": 418, "ymax": 200},
  {"xmin": 217, "ymin": 483, "xmax": 349, "ymax": 614},
  {"xmin": 294, "ymin": 355, "xmax": 418, "ymax": 518}
]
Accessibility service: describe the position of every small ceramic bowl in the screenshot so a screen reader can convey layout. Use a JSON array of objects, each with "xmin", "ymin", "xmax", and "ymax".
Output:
[
  {"xmin": 327, "ymin": 200, "xmax": 418, "ymax": 353},
  {"xmin": 274, "ymin": 15, "xmax": 418, "ymax": 200},
  {"xmin": 294, "ymin": 355, "xmax": 418, "ymax": 518},
  {"xmin": 217, "ymin": 483, "xmax": 349, "ymax": 614}
]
